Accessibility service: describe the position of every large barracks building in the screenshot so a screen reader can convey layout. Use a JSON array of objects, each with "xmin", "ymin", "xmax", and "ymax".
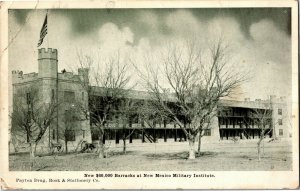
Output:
[{"xmin": 11, "ymin": 48, "xmax": 289, "ymax": 151}]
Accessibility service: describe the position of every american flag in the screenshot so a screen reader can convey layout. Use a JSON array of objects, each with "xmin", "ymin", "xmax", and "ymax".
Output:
[{"xmin": 37, "ymin": 15, "xmax": 47, "ymax": 47}]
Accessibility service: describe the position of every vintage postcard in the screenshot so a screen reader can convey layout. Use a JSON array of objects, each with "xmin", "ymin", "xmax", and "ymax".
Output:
[{"xmin": 0, "ymin": 0, "xmax": 299, "ymax": 189}]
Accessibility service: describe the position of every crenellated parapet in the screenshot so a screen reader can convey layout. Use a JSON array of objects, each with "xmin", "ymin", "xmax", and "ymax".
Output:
[
  {"xmin": 12, "ymin": 70, "xmax": 38, "ymax": 84},
  {"xmin": 219, "ymin": 95, "xmax": 287, "ymax": 111},
  {"xmin": 38, "ymin": 48, "xmax": 58, "ymax": 60},
  {"xmin": 221, "ymin": 99, "xmax": 272, "ymax": 109},
  {"xmin": 58, "ymin": 72, "xmax": 81, "ymax": 82},
  {"xmin": 55, "ymin": 68, "xmax": 90, "ymax": 84},
  {"xmin": 270, "ymin": 95, "xmax": 286, "ymax": 105}
]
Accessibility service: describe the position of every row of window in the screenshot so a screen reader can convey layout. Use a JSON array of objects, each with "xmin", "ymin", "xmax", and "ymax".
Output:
[
  {"xmin": 219, "ymin": 118, "xmax": 283, "ymax": 126},
  {"xmin": 56, "ymin": 127, "xmax": 284, "ymax": 143},
  {"xmin": 26, "ymin": 91, "xmax": 284, "ymax": 118},
  {"xmin": 63, "ymin": 91, "xmax": 85, "ymax": 102},
  {"xmin": 218, "ymin": 108, "xmax": 283, "ymax": 117}
]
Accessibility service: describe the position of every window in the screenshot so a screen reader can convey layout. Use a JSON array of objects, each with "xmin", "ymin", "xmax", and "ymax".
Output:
[
  {"xmin": 92, "ymin": 129, "xmax": 100, "ymax": 141},
  {"xmin": 51, "ymin": 89, "xmax": 55, "ymax": 101},
  {"xmin": 203, "ymin": 129, "xmax": 211, "ymax": 136},
  {"xmin": 65, "ymin": 130, "xmax": 75, "ymax": 141},
  {"xmin": 64, "ymin": 110, "xmax": 76, "ymax": 141},
  {"xmin": 64, "ymin": 91, "xmax": 75, "ymax": 102},
  {"xmin": 82, "ymin": 130, "xmax": 85, "ymax": 138},
  {"xmin": 279, "ymin": 129, "xmax": 283, "ymax": 136},
  {"xmin": 129, "ymin": 116, "xmax": 132, "ymax": 127},
  {"xmin": 65, "ymin": 110, "xmax": 72, "ymax": 122},
  {"xmin": 278, "ymin": 119, "xmax": 283, "ymax": 125},
  {"xmin": 229, "ymin": 119, "xmax": 233, "ymax": 125},
  {"xmin": 133, "ymin": 114, "xmax": 139, "ymax": 124},
  {"xmin": 278, "ymin": 109, "xmax": 282, "ymax": 115},
  {"xmin": 82, "ymin": 92, "xmax": 84, "ymax": 100},
  {"xmin": 26, "ymin": 92, "xmax": 31, "ymax": 104},
  {"xmin": 236, "ymin": 119, "xmax": 242, "ymax": 128},
  {"xmin": 218, "ymin": 118, "xmax": 222, "ymax": 125},
  {"xmin": 52, "ymin": 130, "xmax": 56, "ymax": 140}
]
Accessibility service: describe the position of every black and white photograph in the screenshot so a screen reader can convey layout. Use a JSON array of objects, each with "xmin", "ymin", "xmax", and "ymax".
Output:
[{"xmin": 0, "ymin": 0, "xmax": 298, "ymax": 189}]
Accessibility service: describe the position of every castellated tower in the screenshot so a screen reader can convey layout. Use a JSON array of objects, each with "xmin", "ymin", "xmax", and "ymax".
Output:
[
  {"xmin": 38, "ymin": 48, "xmax": 58, "ymax": 104},
  {"xmin": 38, "ymin": 48, "xmax": 58, "ymax": 79}
]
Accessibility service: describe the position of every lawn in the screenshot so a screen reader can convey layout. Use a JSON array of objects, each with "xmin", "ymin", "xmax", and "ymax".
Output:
[{"xmin": 9, "ymin": 138, "xmax": 292, "ymax": 171}]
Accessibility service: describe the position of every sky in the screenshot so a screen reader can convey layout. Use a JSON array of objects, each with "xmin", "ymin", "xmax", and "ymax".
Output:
[{"xmin": 8, "ymin": 8, "xmax": 292, "ymax": 101}]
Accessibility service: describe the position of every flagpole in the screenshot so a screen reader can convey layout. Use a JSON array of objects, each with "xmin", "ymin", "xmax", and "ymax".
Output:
[
  {"xmin": 46, "ymin": 10, "xmax": 49, "ymax": 49},
  {"xmin": 50, "ymin": 8, "xmax": 60, "ymax": 144},
  {"xmin": 47, "ymin": 9, "xmax": 60, "ymax": 144},
  {"xmin": 45, "ymin": 9, "xmax": 51, "ymax": 148},
  {"xmin": 37, "ymin": 11, "xmax": 53, "ymax": 148}
]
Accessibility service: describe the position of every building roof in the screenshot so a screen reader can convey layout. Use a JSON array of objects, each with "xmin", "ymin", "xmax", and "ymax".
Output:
[{"xmin": 90, "ymin": 86, "xmax": 283, "ymax": 109}]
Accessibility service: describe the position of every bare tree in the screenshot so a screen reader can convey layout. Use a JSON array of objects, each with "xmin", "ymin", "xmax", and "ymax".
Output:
[
  {"xmin": 137, "ymin": 39, "xmax": 245, "ymax": 159},
  {"xmin": 197, "ymin": 116, "xmax": 213, "ymax": 156},
  {"xmin": 62, "ymin": 110, "xmax": 76, "ymax": 153},
  {"xmin": 248, "ymin": 103, "xmax": 273, "ymax": 161},
  {"xmin": 9, "ymin": 133, "xmax": 21, "ymax": 153},
  {"xmin": 117, "ymin": 99, "xmax": 138, "ymax": 154},
  {"xmin": 11, "ymin": 86, "xmax": 59, "ymax": 158},
  {"xmin": 11, "ymin": 94, "xmax": 35, "ymax": 145},
  {"xmin": 75, "ymin": 51, "xmax": 132, "ymax": 158}
]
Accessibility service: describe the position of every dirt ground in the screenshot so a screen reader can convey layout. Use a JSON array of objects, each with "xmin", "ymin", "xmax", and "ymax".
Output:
[{"xmin": 9, "ymin": 138, "xmax": 292, "ymax": 171}]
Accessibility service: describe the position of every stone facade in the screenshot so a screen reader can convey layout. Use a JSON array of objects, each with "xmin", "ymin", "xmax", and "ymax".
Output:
[{"xmin": 12, "ymin": 48, "xmax": 91, "ymax": 153}]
